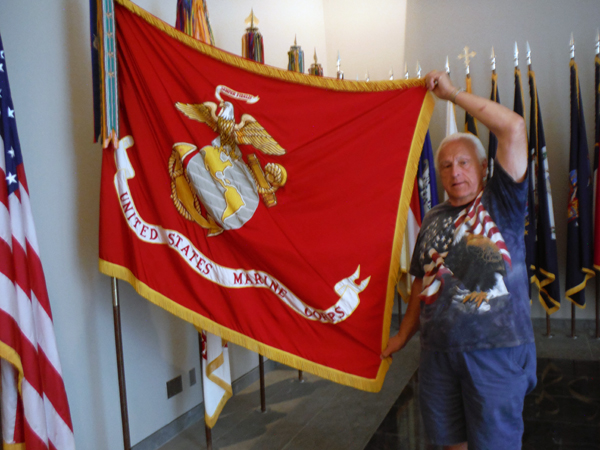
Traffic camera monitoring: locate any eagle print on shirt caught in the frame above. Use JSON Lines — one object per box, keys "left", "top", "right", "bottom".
{"left": 418, "top": 190, "right": 510, "bottom": 312}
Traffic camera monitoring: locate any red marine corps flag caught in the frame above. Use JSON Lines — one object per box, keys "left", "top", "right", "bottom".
{"left": 98, "top": 0, "right": 433, "bottom": 391}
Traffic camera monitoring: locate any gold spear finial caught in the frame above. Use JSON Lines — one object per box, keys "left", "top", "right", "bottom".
{"left": 245, "top": 9, "right": 259, "bottom": 29}
{"left": 313, "top": 48, "right": 318, "bottom": 64}
{"left": 458, "top": 46, "right": 476, "bottom": 75}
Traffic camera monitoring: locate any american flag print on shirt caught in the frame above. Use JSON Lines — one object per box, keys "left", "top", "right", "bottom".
{"left": 0, "top": 35, "right": 75, "bottom": 449}
{"left": 419, "top": 190, "right": 511, "bottom": 305}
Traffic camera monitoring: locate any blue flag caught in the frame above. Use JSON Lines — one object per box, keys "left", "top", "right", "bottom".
{"left": 417, "top": 131, "right": 438, "bottom": 220}
{"left": 528, "top": 68, "right": 561, "bottom": 313}
{"left": 487, "top": 72, "right": 500, "bottom": 181}
{"left": 566, "top": 60, "right": 594, "bottom": 307}
{"left": 593, "top": 54, "right": 600, "bottom": 270}
{"left": 90, "top": 0, "right": 102, "bottom": 141}
{"left": 514, "top": 67, "right": 536, "bottom": 295}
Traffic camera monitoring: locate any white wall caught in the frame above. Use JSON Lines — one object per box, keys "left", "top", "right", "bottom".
{"left": 405, "top": 0, "right": 600, "bottom": 320}
{"left": 322, "top": 0, "right": 407, "bottom": 81}
{"left": 207, "top": 0, "right": 329, "bottom": 75}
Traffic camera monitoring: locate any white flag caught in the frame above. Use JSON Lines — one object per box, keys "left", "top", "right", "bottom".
{"left": 200, "top": 330, "right": 232, "bottom": 428}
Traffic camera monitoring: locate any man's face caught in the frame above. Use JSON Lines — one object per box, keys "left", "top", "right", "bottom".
{"left": 438, "top": 139, "right": 487, "bottom": 206}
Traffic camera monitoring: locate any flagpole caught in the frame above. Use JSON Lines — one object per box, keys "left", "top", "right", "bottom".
{"left": 198, "top": 332, "right": 213, "bottom": 450}
{"left": 259, "top": 355, "right": 267, "bottom": 412}
{"left": 111, "top": 277, "right": 132, "bottom": 450}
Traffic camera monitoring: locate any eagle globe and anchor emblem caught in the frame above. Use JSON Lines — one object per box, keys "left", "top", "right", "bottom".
{"left": 169, "top": 85, "right": 287, "bottom": 236}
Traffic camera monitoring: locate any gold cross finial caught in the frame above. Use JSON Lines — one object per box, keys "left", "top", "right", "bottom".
{"left": 458, "top": 46, "right": 476, "bottom": 74}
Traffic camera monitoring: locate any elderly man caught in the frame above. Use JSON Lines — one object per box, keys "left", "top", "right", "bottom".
{"left": 382, "top": 71, "right": 536, "bottom": 450}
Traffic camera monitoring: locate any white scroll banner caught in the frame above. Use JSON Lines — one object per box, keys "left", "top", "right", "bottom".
{"left": 113, "top": 136, "right": 370, "bottom": 324}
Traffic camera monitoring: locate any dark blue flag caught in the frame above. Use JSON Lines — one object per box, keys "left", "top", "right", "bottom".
{"left": 528, "top": 68, "right": 561, "bottom": 313}
{"left": 90, "top": 0, "right": 101, "bottom": 141}
{"left": 487, "top": 72, "right": 500, "bottom": 181}
{"left": 417, "top": 131, "right": 438, "bottom": 220}
{"left": 593, "top": 54, "right": 600, "bottom": 270}
{"left": 566, "top": 60, "right": 594, "bottom": 307}
{"left": 514, "top": 67, "right": 536, "bottom": 294}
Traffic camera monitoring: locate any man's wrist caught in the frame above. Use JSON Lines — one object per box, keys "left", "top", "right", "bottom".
{"left": 451, "top": 87, "right": 465, "bottom": 103}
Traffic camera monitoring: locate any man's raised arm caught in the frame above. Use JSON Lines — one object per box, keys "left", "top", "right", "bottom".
{"left": 425, "top": 70, "right": 528, "bottom": 182}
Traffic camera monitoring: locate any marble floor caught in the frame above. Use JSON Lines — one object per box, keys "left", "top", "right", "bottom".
{"left": 151, "top": 319, "right": 600, "bottom": 450}
{"left": 365, "top": 321, "right": 600, "bottom": 450}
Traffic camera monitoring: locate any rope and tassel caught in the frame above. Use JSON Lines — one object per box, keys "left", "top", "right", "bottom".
{"left": 242, "top": 9, "right": 264, "bottom": 63}
{"left": 308, "top": 48, "right": 323, "bottom": 76}
{"left": 175, "top": 0, "right": 215, "bottom": 45}
{"left": 287, "top": 36, "right": 304, "bottom": 73}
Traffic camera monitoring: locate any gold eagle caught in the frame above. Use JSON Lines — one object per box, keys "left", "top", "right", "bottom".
{"left": 175, "top": 101, "right": 285, "bottom": 157}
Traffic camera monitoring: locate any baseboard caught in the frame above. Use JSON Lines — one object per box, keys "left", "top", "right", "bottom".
{"left": 531, "top": 317, "right": 596, "bottom": 332}
{"left": 131, "top": 358, "right": 279, "bottom": 450}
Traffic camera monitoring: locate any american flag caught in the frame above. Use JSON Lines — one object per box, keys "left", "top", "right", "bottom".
{"left": 0, "top": 35, "right": 75, "bottom": 449}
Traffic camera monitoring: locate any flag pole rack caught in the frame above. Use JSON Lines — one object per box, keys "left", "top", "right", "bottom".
{"left": 111, "top": 277, "right": 132, "bottom": 450}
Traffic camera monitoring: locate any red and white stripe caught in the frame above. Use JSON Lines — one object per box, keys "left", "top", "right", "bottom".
{"left": 1, "top": 138, "right": 75, "bottom": 448}
{"left": 419, "top": 248, "right": 452, "bottom": 304}
{"left": 454, "top": 191, "right": 511, "bottom": 267}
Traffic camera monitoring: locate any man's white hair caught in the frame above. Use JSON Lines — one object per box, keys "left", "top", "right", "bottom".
{"left": 435, "top": 132, "right": 487, "bottom": 171}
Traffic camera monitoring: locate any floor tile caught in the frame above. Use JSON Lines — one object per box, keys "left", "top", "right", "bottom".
{"left": 151, "top": 322, "right": 600, "bottom": 450}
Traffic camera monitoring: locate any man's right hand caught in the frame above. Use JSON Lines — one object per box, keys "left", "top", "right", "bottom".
{"left": 381, "top": 333, "right": 407, "bottom": 359}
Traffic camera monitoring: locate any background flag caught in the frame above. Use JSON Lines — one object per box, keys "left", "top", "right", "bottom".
{"left": 174, "top": 0, "right": 231, "bottom": 427}
{"left": 464, "top": 74, "right": 478, "bottom": 135}
{"left": 487, "top": 71, "right": 500, "bottom": 180}
{"left": 398, "top": 132, "right": 439, "bottom": 302}
{"left": 396, "top": 186, "right": 420, "bottom": 303}
{"left": 417, "top": 131, "right": 438, "bottom": 220}
{"left": 443, "top": 98, "right": 457, "bottom": 201}
{"left": 446, "top": 100, "right": 458, "bottom": 136}
{"left": 99, "top": 0, "right": 433, "bottom": 392}
{"left": 198, "top": 330, "right": 232, "bottom": 428}
{"left": 0, "top": 35, "right": 75, "bottom": 449}
{"left": 566, "top": 59, "right": 594, "bottom": 307}
{"left": 593, "top": 52, "right": 600, "bottom": 270}
{"left": 528, "top": 68, "right": 561, "bottom": 313}
{"left": 514, "top": 66, "right": 535, "bottom": 292}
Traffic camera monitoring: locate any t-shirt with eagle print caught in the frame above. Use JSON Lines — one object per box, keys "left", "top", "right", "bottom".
{"left": 410, "top": 162, "right": 534, "bottom": 352}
